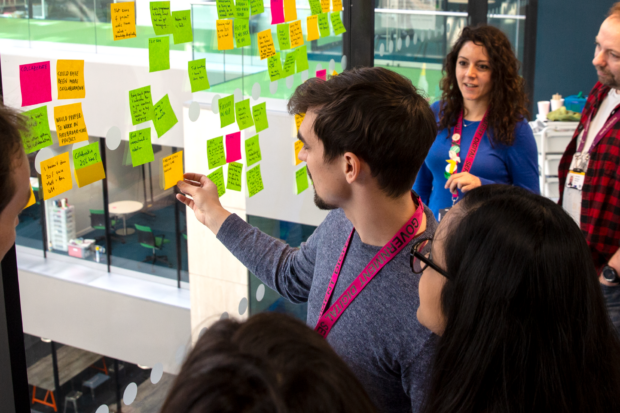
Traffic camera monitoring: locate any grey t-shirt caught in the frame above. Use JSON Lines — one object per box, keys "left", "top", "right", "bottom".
{"left": 217, "top": 206, "right": 438, "bottom": 413}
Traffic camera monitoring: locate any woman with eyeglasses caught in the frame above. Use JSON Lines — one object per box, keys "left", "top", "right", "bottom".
{"left": 410, "top": 185, "right": 620, "bottom": 413}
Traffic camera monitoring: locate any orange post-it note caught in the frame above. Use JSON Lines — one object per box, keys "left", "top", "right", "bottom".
{"left": 307, "top": 15, "right": 319, "bottom": 41}
{"left": 294, "top": 139, "right": 304, "bottom": 165}
{"left": 257, "top": 29, "right": 277, "bottom": 60}
{"left": 25, "top": 185, "right": 36, "bottom": 209}
{"left": 41, "top": 152, "right": 73, "bottom": 200}
{"left": 54, "top": 102, "right": 89, "bottom": 146}
{"left": 75, "top": 162, "right": 106, "bottom": 188}
{"left": 320, "top": 0, "right": 330, "bottom": 13}
{"left": 332, "top": 0, "right": 342, "bottom": 11}
{"left": 57, "top": 60, "right": 85, "bottom": 100}
{"left": 216, "top": 20, "right": 234, "bottom": 50}
{"left": 295, "top": 112, "right": 305, "bottom": 132}
{"left": 283, "top": 0, "right": 297, "bottom": 22}
{"left": 111, "top": 2, "right": 137, "bottom": 41}
{"left": 289, "top": 20, "right": 304, "bottom": 48}
{"left": 163, "top": 151, "right": 184, "bottom": 190}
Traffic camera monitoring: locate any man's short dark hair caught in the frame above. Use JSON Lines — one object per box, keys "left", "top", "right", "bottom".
{"left": 288, "top": 67, "right": 437, "bottom": 198}
{"left": 0, "top": 100, "right": 27, "bottom": 214}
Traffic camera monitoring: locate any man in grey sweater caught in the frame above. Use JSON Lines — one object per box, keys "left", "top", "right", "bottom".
{"left": 177, "top": 67, "right": 439, "bottom": 413}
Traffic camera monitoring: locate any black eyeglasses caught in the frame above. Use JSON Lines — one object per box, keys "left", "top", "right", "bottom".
{"left": 410, "top": 238, "right": 449, "bottom": 278}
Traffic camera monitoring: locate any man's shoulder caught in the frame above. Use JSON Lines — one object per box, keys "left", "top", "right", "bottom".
{"left": 420, "top": 204, "right": 438, "bottom": 239}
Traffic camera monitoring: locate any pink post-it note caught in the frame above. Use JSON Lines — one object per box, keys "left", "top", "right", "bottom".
{"left": 271, "top": 0, "right": 285, "bottom": 24}
{"left": 316, "top": 69, "right": 327, "bottom": 81}
{"left": 226, "top": 132, "right": 242, "bottom": 163}
{"left": 20, "top": 61, "right": 52, "bottom": 107}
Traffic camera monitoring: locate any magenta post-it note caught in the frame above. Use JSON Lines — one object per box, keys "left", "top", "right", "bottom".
{"left": 316, "top": 69, "right": 327, "bottom": 81}
{"left": 270, "top": 0, "right": 285, "bottom": 24}
{"left": 226, "top": 132, "right": 242, "bottom": 163}
{"left": 20, "top": 61, "right": 52, "bottom": 107}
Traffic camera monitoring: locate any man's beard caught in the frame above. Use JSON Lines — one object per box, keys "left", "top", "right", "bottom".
{"left": 307, "top": 167, "right": 338, "bottom": 210}
{"left": 596, "top": 65, "right": 620, "bottom": 88}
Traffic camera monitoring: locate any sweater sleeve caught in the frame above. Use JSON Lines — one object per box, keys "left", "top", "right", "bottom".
{"left": 505, "top": 120, "right": 541, "bottom": 194}
{"left": 413, "top": 162, "right": 433, "bottom": 205}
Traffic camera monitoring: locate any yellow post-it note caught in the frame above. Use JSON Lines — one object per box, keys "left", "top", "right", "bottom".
{"left": 25, "top": 185, "right": 36, "bottom": 209}
{"left": 216, "top": 20, "right": 234, "bottom": 50}
{"left": 75, "top": 162, "right": 106, "bottom": 188}
{"left": 332, "top": 0, "right": 342, "bottom": 11}
{"left": 54, "top": 102, "right": 88, "bottom": 146}
{"left": 307, "top": 15, "right": 319, "bottom": 41}
{"left": 111, "top": 2, "right": 137, "bottom": 41}
{"left": 41, "top": 152, "right": 73, "bottom": 200}
{"left": 295, "top": 112, "right": 305, "bottom": 132}
{"left": 283, "top": 0, "right": 297, "bottom": 22}
{"left": 57, "top": 60, "right": 85, "bottom": 100}
{"left": 320, "top": 0, "right": 330, "bottom": 13}
{"left": 163, "top": 151, "right": 184, "bottom": 190}
{"left": 289, "top": 20, "right": 304, "bottom": 48}
{"left": 73, "top": 141, "right": 105, "bottom": 188}
{"left": 294, "top": 139, "right": 304, "bottom": 165}
{"left": 258, "top": 29, "right": 277, "bottom": 60}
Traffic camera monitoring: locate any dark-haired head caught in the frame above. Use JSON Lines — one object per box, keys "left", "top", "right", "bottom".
{"left": 418, "top": 185, "right": 620, "bottom": 413}
{"left": 160, "top": 312, "right": 377, "bottom": 413}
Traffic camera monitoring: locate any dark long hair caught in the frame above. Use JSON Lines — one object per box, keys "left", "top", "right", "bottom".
{"left": 422, "top": 185, "right": 620, "bottom": 413}
{"left": 439, "top": 26, "right": 529, "bottom": 145}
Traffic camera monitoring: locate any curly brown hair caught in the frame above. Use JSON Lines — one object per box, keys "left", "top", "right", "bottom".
{"left": 438, "top": 25, "right": 529, "bottom": 146}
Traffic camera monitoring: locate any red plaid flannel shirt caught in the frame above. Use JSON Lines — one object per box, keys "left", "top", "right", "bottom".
{"left": 559, "top": 81, "right": 620, "bottom": 271}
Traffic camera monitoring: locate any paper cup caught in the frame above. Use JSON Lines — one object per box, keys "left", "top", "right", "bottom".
{"left": 550, "top": 99, "right": 564, "bottom": 111}
{"left": 538, "top": 101, "right": 550, "bottom": 118}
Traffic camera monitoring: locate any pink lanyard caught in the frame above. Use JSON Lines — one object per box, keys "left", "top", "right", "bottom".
{"left": 576, "top": 100, "right": 620, "bottom": 154}
{"left": 314, "top": 197, "right": 425, "bottom": 339}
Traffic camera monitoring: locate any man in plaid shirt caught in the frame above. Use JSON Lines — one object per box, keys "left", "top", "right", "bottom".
{"left": 559, "top": 3, "right": 620, "bottom": 332}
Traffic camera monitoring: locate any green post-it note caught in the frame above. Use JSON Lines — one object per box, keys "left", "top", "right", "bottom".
{"left": 216, "top": 0, "right": 235, "bottom": 18}
{"left": 330, "top": 12, "right": 346, "bottom": 35}
{"left": 21, "top": 106, "right": 53, "bottom": 154}
{"left": 152, "top": 94, "right": 178, "bottom": 138}
{"left": 227, "top": 162, "right": 243, "bottom": 191}
{"left": 207, "top": 136, "right": 226, "bottom": 170}
{"left": 150, "top": 1, "right": 173, "bottom": 35}
{"left": 129, "top": 85, "right": 153, "bottom": 125}
{"left": 309, "top": 0, "right": 322, "bottom": 15}
{"left": 73, "top": 142, "right": 102, "bottom": 170}
{"left": 234, "top": 18, "right": 251, "bottom": 47}
{"left": 149, "top": 37, "right": 170, "bottom": 72}
{"left": 295, "top": 165, "right": 309, "bottom": 194}
{"left": 267, "top": 53, "right": 282, "bottom": 81}
{"left": 277, "top": 23, "right": 291, "bottom": 50}
{"left": 235, "top": 99, "right": 255, "bottom": 130}
{"left": 208, "top": 167, "right": 226, "bottom": 197}
{"left": 129, "top": 127, "right": 155, "bottom": 167}
{"left": 219, "top": 94, "right": 235, "bottom": 127}
{"left": 188, "top": 59, "right": 210, "bottom": 92}
{"left": 247, "top": 164, "right": 264, "bottom": 197}
{"left": 281, "top": 50, "right": 297, "bottom": 78}
{"left": 172, "top": 10, "right": 193, "bottom": 44}
{"left": 296, "top": 45, "right": 309, "bottom": 73}
{"left": 252, "top": 102, "right": 269, "bottom": 133}
{"left": 318, "top": 13, "right": 330, "bottom": 37}
{"left": 250, "top": 0, "right": 264, "bottom": 15}
{"left": 236, "top": 0, "right": 249, "bottom": 18}
{"left": 245, "top": 134, "right": 262, "bottom": 167}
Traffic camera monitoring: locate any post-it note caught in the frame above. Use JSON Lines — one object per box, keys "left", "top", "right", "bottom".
{"left": 25, "top": 186, "right": 36, "bottom": 209}
{"left": 188, "top": 59, "right": 210, "bottom": 92}
{"left": 208, "top": 167, "right": 226, "bottom": 197}
{"left": 207, "top": 136, "right": 226, "bottom": 170}
{"left": 247, "top": 164, "right": 264, "bottom": 197}
{"left": 73, "top": 142, "right": 105, "bottom": 188}
{"left": 152, "top": 94, "right": 178, "bottom": 138}
{"left": 217, "top": 20, "right": 234, "bottom": 50}
{"left": 294, "top": 139, "right": 304, "bottom": 165}
{"left": 277, "top": 23, "right": 291, "bottom": 50}
{"left": 218, "top": 94, "right": 235, "bottom": 127}
{"left": 235, "top": 99, "right": 255, "bottom": 130}
{"left": 163, "top": 151, "right": 184, "bottom": 190}
{"left": 41, "top": 152, "right": 73, "bottom": 200}
{"left": 57, "top": 60, "right": 85, "bottom": 100}
{"left": 216, "top": 0, "right": 235, "bottom": 19}
{"left": 236, "top": 0, "right": 249, "bottom": 18}
{"left": 267, "top": 53, "right": 283, "bottom": 81}
{"left": 283, "top": 0, "right": 297, "bottom": 22}
{"left": 20, "top": 61, "right": 52, "bottom": 107}
{"left": 270, "top": 0, "right": 285, "bottom": 24}
{"left": 21, "top": 106, "right": 53, "bottom": 154}
{"left": 320, "top": 0, "right": 329, "bottom": 12}
{"left": 250, "top": 0, "right": 264, "bottom": 15}
{"left": 226, "top": 132, "right": 242, "bottom": 163}
{"left": 252, "top": 102, "right": 269, "bottom": 133}
{"left": 307, "top": 15, "right": 319, "bottom": 41}
{"left": 150, "top": 1, "right": 173, "bottom": 35}
{"left": 331, "top": 12, "right": 346, "bottom": 35}
{"left": 227, "top": 162, "right": 243, "bottom": 191}
{"left": 129, "top": 86, "right": 153, "bottom": 125}
{"left": 172, "top": 10, "right": 193, "bottom": 44}
{"left": 295, "top": 112, "right": 305, "bottom": 132}
{"left": 149, "top": 37, "right": 170, "bottom": 72}
{"left": 282, "top": 51, "right": 297, "bottom": 78}
{"left": 316, "top": 69, "right": 327, "bottom": 80}
{"left": 111, "top": 2, "right": 137, "bottom": 40}
{"left": 289, "top": 20, "right": 304, "bottom": 48}
{"left": 296, "top": 45, "right": 309, "bottom": 73}
{"left": 333, "top": 0, "right": 342, "bottom": 11}
{"left": 318, "top": 13, "right": 330, "bottom": 37}
{"left": 245, "top": 134, "right": 262, "bottom": 167}
{"left": 234, "top": 18, "right": 251, "bottom": 48}
{"left": 296, "top": 165, "right": 309, "bottom": 194}
{"left": 129, "top": 128, "right": 155, "bottom": 167}
{"left": 258, "top": 29, "right": 277, "bottom": 59}
{"left": 309, "top": 0, "right": 322, "bottom": 15}
{"left": 54, "top": 102, "right": 88, "bottom": 146}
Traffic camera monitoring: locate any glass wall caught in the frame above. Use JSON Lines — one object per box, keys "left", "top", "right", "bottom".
{"left": 488, "top": 0, "right": 526, "bottom": 67}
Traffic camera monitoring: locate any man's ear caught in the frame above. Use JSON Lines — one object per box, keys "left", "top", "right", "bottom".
{"left": 343, "top": 152, "right": 362, "bottom": 185}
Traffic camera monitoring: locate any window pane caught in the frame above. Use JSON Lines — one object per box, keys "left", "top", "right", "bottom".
{"left": 487, "top": 0, "right": 526, "bottom": 68}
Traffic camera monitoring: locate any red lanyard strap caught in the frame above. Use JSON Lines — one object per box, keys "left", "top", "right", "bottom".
{"left": 577, "top": 102, "right": 620, "bottom": 154}
{"left": 449, "top": 110, "right": 488, "bottom": 200}
{"left": 314, "top": 197, "right": 425, "bottom": 339}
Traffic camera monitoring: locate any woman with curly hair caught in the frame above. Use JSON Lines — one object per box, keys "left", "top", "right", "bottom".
{"left": 413, "top": 25, "right": 539, "bottom": 220}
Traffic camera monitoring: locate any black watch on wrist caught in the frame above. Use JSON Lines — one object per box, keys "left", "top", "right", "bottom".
{"left": 602, "top": 265, "right": 620, "bottom": 284}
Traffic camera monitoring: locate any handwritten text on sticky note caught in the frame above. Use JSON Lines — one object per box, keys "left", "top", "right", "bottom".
{"left": 235, "top": 99, "right": 255, "bottom": 130}
{"left": 152, "top": 94, "right": 178, "bottom": 138}
{"left": 252, "top": 102, "right": 269, "bottom": 133}
{"left": 208, "top": 167, "right": 226, "bottom": 197}
{"left": 163, "top": 151, "right": 184, "bottom": 190}
{"left": 294, "top": 139, "right": 304, "bottom": 165}
{"left": 150, "top": 1, "right": 173, "bottom": 35}
{"left": 188, "top": 59, "right": 210, "bottom": 92}
{"left": 172, "top": 10, "right": 193, "bottom": 44}
{"left": 149, "top": 37, "right": 170, "bottom": 72}
{"left": 219, "top": 94, "right": 235, "bottom": 127}
{"left": 217, "top": 20, "right": 234, "bottom": 50}
{"left": 21, "top": 106, "right": 53, "bottom": 154}
{"left": 307, "top": 15, "right": 319, "bottom": 41}
{"left": 111, "top": 2, "right": 137, "bottom": 40}
{"left": 258, "top": 29, "right": 277, "bottom": 59}
{"left": 295, "top": 112, "right": 305, "bottom": 132}
{"left": 245, "top": 134, "right": 262, "bottom": 167}
{"left": 289, "top": 20, "right": 304, "bottom": 48}
{"left": 54, "top": 102, "right": 89, "bottom": 146}
{"left": 268, "top": 53, "right": 283, "bottom": 81}
{"left": 129, "top": 128, "right": 155, "bottom": 167}
{"left": 247, "top": 164, "right": 264, "bottom": 197}
{"left": 41, "top": 152, "right": 73, "bottom": 200}
{"left": 216, "top": 0, "right": 235, "bottom": 19}
{"left": 129, "top": 86, "right": 153, "bottom": 125}
{"left": 234, "top": 18, "right": 251, "bottom": 47}
{"left": 57, "top": 60, "right": 85, "bottom": 100}
{"left": 207, "top": 136, "right": 226, "bottom": 170}
{"left": 227, "top": 162, "right": 243, "bottom": 191}
{"left": 73, "top": 142, "right": 105, "bottom": 188}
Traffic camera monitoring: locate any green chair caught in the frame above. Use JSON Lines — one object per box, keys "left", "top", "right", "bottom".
{"left": 89, "top": 210, "right": 124, "bottom": 244}
{"left": 135, "top": 224, "right": 172, "bottom": 267}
